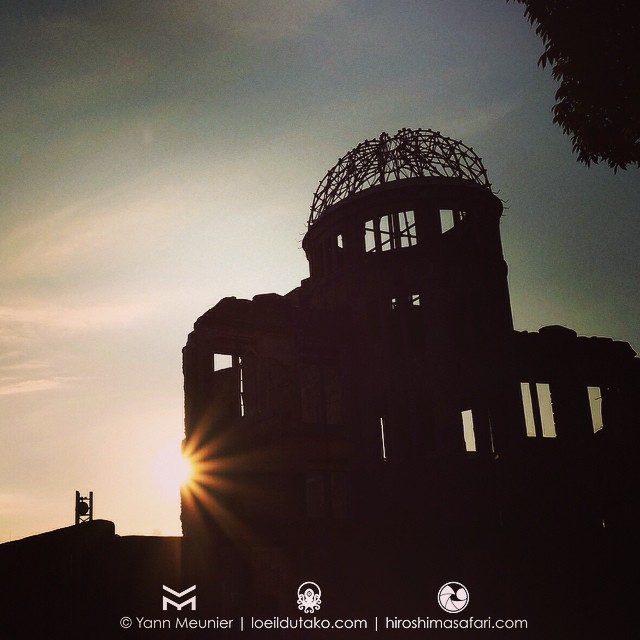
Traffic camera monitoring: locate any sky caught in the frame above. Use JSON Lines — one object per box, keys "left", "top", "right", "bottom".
{"left": 1, "top": 0, "right": 639, "bottom": 542}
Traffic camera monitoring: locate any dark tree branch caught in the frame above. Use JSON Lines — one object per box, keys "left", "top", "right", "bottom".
{"left": 509, "top": 0, "right": 640, "bottom": 170}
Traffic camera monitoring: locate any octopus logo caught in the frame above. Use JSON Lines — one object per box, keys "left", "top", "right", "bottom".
{"left": 297, "top": 581, "right": 322, "bottom": 613}
{"left": 437, "top": 582, "right": 469, "bottom": 613}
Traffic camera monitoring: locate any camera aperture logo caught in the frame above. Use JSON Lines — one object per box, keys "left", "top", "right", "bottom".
{"left": 297, "top": 581, "right": 321, "bottom": 613}
{"left": 437, "top": 582, "right": 469, "bottom": 613}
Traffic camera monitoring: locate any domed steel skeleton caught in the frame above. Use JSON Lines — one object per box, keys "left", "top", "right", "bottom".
{"left": 309, "top": 128, "right": 492, "bottom": 225}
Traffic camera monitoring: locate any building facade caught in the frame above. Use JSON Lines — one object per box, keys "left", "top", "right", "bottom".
{"left": 181, "top": 129, "right": 639, "bottom": 630}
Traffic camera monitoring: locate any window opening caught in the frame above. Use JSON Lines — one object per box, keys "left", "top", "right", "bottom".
{"left": 365, "top": 210, "right": 418, "bottom": 252}
{"left": 440, "top": 209, "right": 455, "bottom": 233}
{"left": 520, "top": 382, "right": 557, "bottom": 437}
{"left": 407, "top": 295, "right": 424, "bottom": 347}
{"left": 398, "top": 210, "right": 417, "bottom": 247}
{"left": 588, "top": 386, "right": 603, "bottom": 432}
{"left": 213, "top": 353, "right": 233, "bottom": 372}
{"left": 238, "top": 356, "right": 245, "bottom": 417}
{"left": 520, "top": 382, "right": 536, "bottom": 437}
{"left": 488, "top": 415, "right": 496, "bottom": 454}
{"left": 379, "top": 214, "right": 394, "bottom": 251}
{"left": 379, "top": 417, "right": 388, "bottom": 461}
{"left": 461, "top": 410, "right": 477, "bottom": 452}
{"left": 520, "top": 382, "right": 556, "bottom": 438}
{"left": 537, "top": 383, "right": 556, "bottom": 437}
{"left": 337, "top": 233, "right": 343, "bottom": 249}
{"left": 365, "top": 219, "right": 377, "bottom": 252}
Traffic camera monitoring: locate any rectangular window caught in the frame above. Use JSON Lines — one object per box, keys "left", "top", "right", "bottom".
{"left": 398, "top": 210, "right": 417, "bottom": 247}
{"left": 379, "top": 417, "right": 388, "bottom": 461}
{"left": 238, "top": 356, "right": 245, "bottom": 417}
{"left": 365, "top": 220, "right": 377, "bottom": 252}
{"left": 536, "top": 383, "right": 556, "bottom": 437}
{"left": 379, "top": 214, "right": 394, "bottom": 251}
{"left": 588, "top": 386, "right": 603, "bottom": 432}
{"left": 440, "top": 209, "right": 455, "bottom": 233}
{"left": 520, "top": 382, "right": 536, "bottom": 437}
{"left": 461, "top": 410, "right": 477, "bottom": 452}
{"left": 390, "top": 294, "right": 421, "bottom": 309}
{"left": 365, "top": 211, "right": 418, "bottom": 252}
{"left": 520, "top": 382, "right": 556, "bottom": 437}
{"left": 213, "top": 353, "right": 233, "bottom": 372}
{"left": 336, "top": 233, "right": 343, "bottom": 249}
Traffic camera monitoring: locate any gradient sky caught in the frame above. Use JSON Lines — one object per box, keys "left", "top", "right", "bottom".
{"left": 2, "top": 0, "right": 639, "bottom": 541}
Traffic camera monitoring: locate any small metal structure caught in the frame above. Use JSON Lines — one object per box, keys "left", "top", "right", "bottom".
{"left": 309, "top": 127, "right": 492, "bottom": 224}
{"left": 75, "top": 490, "right": 93, "bottom": 525}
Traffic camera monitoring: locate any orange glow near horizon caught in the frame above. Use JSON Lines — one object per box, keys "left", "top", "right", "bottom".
{"left": 179, "top": 416, "right": 261, "bottom": 547}
{"left": 152, "top": 439, "right": 194, "bottom": 502}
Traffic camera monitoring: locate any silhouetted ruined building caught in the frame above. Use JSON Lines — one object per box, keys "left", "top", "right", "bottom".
{"left": 4, "top": 129, "right": 637, "bottom": 639}
{"left": 182, "top": 129, "right": 638, "bottom": 632}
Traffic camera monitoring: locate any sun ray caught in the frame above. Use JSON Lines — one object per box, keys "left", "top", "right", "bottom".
{"left": 180, "top": 413, "right": 269, "bottom": 550}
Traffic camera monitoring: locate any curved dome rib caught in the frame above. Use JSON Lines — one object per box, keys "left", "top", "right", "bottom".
{"left": 309, "top": 128, "right": 491, "bottom": 224}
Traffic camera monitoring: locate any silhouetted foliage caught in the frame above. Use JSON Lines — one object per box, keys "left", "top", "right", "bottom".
{"left": 510, "top": 0, "right": 640, "bottom": 170}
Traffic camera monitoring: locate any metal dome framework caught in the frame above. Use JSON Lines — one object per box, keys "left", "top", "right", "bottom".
{"left": 309, "top": 128, "right": 492, "bottom": 225}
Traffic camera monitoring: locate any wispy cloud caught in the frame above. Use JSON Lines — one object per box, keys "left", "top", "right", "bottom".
{"left": 0, "top": 179, "right": 190, "bottom": 284}
{"left": 0, "top": 295, "right": 158, "bottom": 397}
{"left": 220, "top": 0, "right": 337, "bottom": 40}
{"left": 0, "top": 376, "right": 82, "bottom": 396}
{"left": 0, "top": 300, "right": 153, "bottom": 332}
{"left": 0, "top": 491, "right": 37, "bottom": 515}
{"left": 0, "top": 359, "right": 63, "bottom": 396}
{"left": 443, "top": 93, "right": 525, "bottom": 140}
{"left": 0, "top": 358, "right": 49, "bottom": 371}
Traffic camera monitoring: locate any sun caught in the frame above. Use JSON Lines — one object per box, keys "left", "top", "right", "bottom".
{"left": 151, "top": 439, "right": 193, "bottom": 500}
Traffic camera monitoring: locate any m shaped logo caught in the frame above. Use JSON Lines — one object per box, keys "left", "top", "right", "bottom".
{"left": 162, "top": 585, "right": 197, "bottom": 611}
